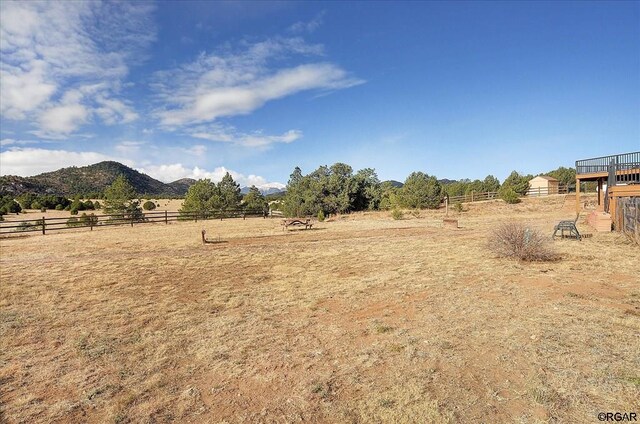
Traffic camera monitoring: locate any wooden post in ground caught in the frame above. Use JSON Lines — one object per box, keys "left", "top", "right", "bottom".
{"left": 445, "top": 197, "right": 449, "bottom": 217}
{"left": 576, "top": 178, "right": 581, "bottom": 215}
{"left": 597, "top": 179, "right": 604, "bottom": 211}
{"left": 42, "top": 216, "right": 46, "bottom": 235}
{"left": 471, "top": 191, "right": 474, "bottom": 202}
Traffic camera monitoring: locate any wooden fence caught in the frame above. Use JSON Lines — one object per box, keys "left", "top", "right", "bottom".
{"left": 447, "top": 183, "right": 596, "bottom": 204}
{"left": 447, "top": 191, "right": 500, "bottom": 204}
{"left": 525, "top": 184, "right": 569, "bottom": 197}
{"left": 0, "top": 208, "right": 265, "bottom": 236}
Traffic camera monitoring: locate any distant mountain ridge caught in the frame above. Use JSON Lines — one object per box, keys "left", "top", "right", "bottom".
{"left": 0, "top": 161, "right": 288, "bottom": 197}
{"left": 0, "top": 161, "right": 189, "bottom": 197}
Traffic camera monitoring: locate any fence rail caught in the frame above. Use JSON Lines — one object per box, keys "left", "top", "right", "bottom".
{"left": 447, "top": 184, "right": 577, "bottom": 204}
{"left": 0, "top": 208, "right": 265, "bottom": 236}
{"left": 448, "top": 191, "right": 499, "bottom": 204}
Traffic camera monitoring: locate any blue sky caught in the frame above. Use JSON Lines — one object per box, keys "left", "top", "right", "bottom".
{"left": 1, "top": 1, "right": 638, "bottom": 187}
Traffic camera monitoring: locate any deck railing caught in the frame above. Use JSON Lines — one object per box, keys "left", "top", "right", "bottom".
{"left": 576, "top": 151, "right": 640, "bottom": 175}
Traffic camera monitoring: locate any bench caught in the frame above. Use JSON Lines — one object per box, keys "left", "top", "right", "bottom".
{"left": 282, "top": 218, "right": 313, "bottom": 231}
{"left": 552, "top": 215, "right": 581, "bottom": 241}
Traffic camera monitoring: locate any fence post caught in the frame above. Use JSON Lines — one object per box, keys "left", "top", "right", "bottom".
{"left": 42, "top": 216, "right": 46, "bottom": 235}
{"left": 131, "top": 214, "right": 134, "bottom": 227}
{"left": 195, "top": 212, "right": 198, "bottom": 223}
{"left": 471, "top": 191, "right": 474, "bottom": 202}
{"left": 165, "top": 210, "right": 168, "bottom": 224}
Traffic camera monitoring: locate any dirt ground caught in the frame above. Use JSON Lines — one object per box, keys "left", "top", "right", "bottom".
{"left": 1, "top": 195, "right": 638, "bottom": 423}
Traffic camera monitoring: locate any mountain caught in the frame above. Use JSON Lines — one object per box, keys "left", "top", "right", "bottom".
{"left": 0, "top": 161, "right": 182, "bottom": 197}
{"left": 384, "top": 180, "right": 404, "bottom": 188}
{"left": 240, "top": 185, "right": 286, "bottom": 195}
{"left": 167, "top": 178, "right": 197, "bottom": 195}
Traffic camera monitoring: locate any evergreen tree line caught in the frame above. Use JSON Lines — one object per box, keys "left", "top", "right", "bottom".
{"left": 178, "top": 172, "right": 268, "bottom": 217}
{"left": 281, "top": 165, "right": 573, "bottom": 215}
{"left": 0, "top": 166, "right": 586, "bottom": 221}
{"left": 282, "top": 163, "right": 445, "bottom": 217}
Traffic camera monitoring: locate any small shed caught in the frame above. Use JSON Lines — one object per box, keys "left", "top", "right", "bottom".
{"left": 528, "top": 175, "right": 559, "bottom": 196}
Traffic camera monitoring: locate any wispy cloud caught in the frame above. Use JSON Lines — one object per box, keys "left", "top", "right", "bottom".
{"left": 115, "top": 140, "right": 147, "bottom": 155}
{"left": 152, "top": 36, "right": 364, "bottom": 130}
{"left": 0, "top": 138, "right": 41, "bottom": 147}
{"left": 288, "top": 11, "right": 326, "bottom": 34}
{"left": 0, "top": 1, "right": 155, "bottom": 138}
{"left": 190, "top": 124, "right": 302, "bottom": 148}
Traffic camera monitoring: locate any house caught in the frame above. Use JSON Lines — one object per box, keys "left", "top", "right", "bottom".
{"left": 527, "top": 175, "right": 559, "bottom": 196}
{"left": 575, "top": 151, "right": 640, "bottom": 234}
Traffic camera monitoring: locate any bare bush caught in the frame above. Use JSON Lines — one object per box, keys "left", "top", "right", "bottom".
{"left": 488, "top": 222, "right": 559, "bottom": 261}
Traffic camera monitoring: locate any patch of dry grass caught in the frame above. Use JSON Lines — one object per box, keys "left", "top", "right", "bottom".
{"left": 1, "top": 195, "right": 638, "bottom": 423}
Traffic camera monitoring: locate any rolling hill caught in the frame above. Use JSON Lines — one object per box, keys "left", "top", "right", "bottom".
{"left": 0, "top": 161, "right": 192, "bottom": 197}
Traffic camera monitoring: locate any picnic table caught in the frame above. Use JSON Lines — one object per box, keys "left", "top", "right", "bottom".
{"left": 282, "top": 218, "right": 313, "bottom": 231}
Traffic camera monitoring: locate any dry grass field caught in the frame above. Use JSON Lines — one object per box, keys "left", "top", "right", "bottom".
{"left": 1, "top": 195, "right": 638, "bottom": 423}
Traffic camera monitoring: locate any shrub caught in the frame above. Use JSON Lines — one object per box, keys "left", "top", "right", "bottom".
{"left": 79, "top": 213, "right": 98, "bottom": 226}
{"left": 66, "top": 217, "right": 80, "bottom": 227}
{"left": 143, "top": 200, "right": 156, "bottom": 211}
{"left": 488, "top": 222, "right": 558, "bottom": 262}
{"left": 453, "top": 201, "right": 464, "bottom": 213}
{"left": 40, "top": 207, "right": 47, "bottom": 212}
{"left": 64, "top": 205, "right": 71, "bottom": 211}
{"left": 93, "top": 201, "right": 101, "bottom": 209}
{"left": 317, "top": 210, "right": 325, "bottom": 222}
{"left": 70, "top": 208, "right": 79, "bottom": 215}
{"left": 31, "top": 201, "right": 42, "bottom": 210}
{"left": 391, "top": 208, "right": 404, "bottom": 220}
{"left": 411, "top": 209, "right": 420, "bottom": 218}
{"left": 500, "top": 187, "right": 521, "bottom": 204}
{"left": 55, "top": 204, "right": 64, "bottom": 210}
{"left": 83, "top": 200, "right": 95, "bottom": 210}
{"left": 18, "top": 222, "right": 33, "bottom": 231}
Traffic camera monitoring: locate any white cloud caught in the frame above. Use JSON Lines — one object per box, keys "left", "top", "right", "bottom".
{"left": 0, "top": 61, "right": 56, "bottom": 119}
{"left": 0, "top": 1, "right": 155, "bottom": 137}
{"left": 182, "top": 144, "right": 207, "bottom": 156}
{"left": 38, "top": 103, "right": 89, "bottom": 135}
{"left": 288, "top": 11, "right": 325, "bottom": 34}
{"left": 136, "top": 163, "right": 284, "bottom": 188}
{"left": 115, "top": 140, "right": 147, "bottom": 155}
{"left": 152, "top": 37, "right": 363, "bottom": 127}
{"left": 190, "top": 125, "right": 302, "bottom": 148}
{"left": 0, "top": 138, "right": 40, "bottom": 147}
{"left": 0, "top": 147, "right": 133, "bottom": 176}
